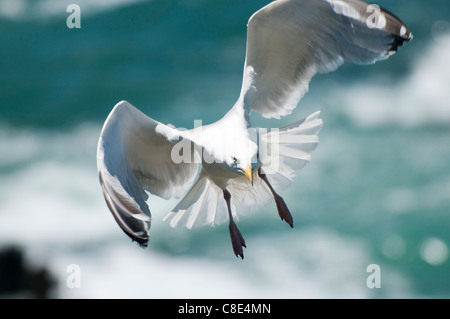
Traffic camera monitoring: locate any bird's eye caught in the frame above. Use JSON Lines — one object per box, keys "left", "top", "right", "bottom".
{"left": 232, "top": 157, "right": 237, "bottom": 163}
{"left": 256, "top": 153, "right": 259, "bottom": 159}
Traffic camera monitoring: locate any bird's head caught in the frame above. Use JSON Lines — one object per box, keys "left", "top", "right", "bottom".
{"left": 200, "top": 124, "right": 260, "bottom": 185}
{"left": 229, "top": 156, "right": 257, "bottom": 185}
{"left": 226, "top": 141, "right": 260, "bottom": 185}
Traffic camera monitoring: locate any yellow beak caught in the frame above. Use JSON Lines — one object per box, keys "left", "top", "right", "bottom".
{"left": 242, "top": 165, "right": 253, "bottom": 185}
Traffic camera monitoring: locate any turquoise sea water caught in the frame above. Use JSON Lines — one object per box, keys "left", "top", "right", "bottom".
{"left": 0, "top": 0, "right": 449, "bottom": 298}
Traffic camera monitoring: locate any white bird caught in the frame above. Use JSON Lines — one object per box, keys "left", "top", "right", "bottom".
{"left": 97, "top": 0, "right": 412, "bottom": 258}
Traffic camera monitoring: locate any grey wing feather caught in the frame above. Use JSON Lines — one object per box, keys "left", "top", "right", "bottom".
{"left": 97, "top": 101, "right": 199, "bottom": 246}
{"left": 241, "top": 0, "right": 412, "bottom": 119}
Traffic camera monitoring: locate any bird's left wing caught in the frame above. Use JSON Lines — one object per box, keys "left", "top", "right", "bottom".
{"left": 97, "top": 101, "right": 199, "bottom": 246}
{"left": 240, "top": 0, "right": 412, "bottom": 119}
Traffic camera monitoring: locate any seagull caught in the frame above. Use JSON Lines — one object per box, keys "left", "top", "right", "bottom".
{"left": 97, "top": 0, "right": 412, "bottom": 259}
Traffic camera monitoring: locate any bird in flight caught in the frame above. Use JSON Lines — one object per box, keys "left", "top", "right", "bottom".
{"left": 97, "top": 0, "right": 412, "bottom": 259}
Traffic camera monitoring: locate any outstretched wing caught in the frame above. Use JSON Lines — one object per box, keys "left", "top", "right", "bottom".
{"left": 97, "top": 101, "right": 199, "bottom": 246}
{"left": 240, "top": 0, "right": 412, "bottom": 119}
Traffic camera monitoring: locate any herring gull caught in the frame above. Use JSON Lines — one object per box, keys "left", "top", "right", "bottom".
{"left": 97, "top": 0, "right": 412, "bottom": 258}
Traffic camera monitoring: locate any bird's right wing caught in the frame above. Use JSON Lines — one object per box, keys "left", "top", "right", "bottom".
{"left": 97, "top": 101, "right": 199, "bottom": 245}
{"left": 240, "top": 0, "right": 412, "bottom": 119}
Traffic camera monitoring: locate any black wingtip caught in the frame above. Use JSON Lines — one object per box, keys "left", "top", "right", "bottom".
{"left": 132, "top": 237, "right": 149, "bottom": 248}
{"left": 125, "top": 227, "right": 149, "bottom": 248}
{"left": 390, "top": 35, "right": 406, "bottom": 52}
{"left": 376, "top": 5, "right": 413, "bottom": 53}
{"left": 110, "top": 212, "right": 150, "bottom": 248}
{"left": 390, "top": 26, "right": 414, "bottom": 52}
{"left": 99, "top": 172, "right": 151, "bottom": 248}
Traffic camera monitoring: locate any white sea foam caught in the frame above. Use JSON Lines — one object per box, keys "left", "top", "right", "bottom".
{"left": 48, "top": 228, "right": 412, "bottom": 298}
{"left": 0, "top": 124, "right": 414, "bottom": 298}
{"left": 328, "top": 33, "right": 450, "bottom": 128}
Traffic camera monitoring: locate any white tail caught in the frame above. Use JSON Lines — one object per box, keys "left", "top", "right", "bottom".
{"left": 163, "top": 170, "right": 230, "bottom": 229}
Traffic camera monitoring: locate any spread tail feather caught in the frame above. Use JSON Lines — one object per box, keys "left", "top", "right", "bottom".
{"left": 163, "top": 171, "right": 230, "bottom": 229}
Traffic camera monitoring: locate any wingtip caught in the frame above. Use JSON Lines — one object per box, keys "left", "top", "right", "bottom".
{"left": 389, "top": 32, "right": 412, "bottom": 53}
{"left": 405, "top": 29, "right": 414, "bottom": 41}
{"left": 386, "top": 23, "right": 413, "bottom": 54}
{"left": 118, "top": 221, "right": 150, "bottom": 248}
{"left": 132, "top": 236, "right": 149, "bottom": 248}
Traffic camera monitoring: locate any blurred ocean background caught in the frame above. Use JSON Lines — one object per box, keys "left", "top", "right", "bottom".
{"left": 0, "top": 0, "right": 449, "bottom": 298}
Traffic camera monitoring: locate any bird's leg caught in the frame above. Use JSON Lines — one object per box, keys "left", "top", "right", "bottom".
{"left": 223, "top": 189, "right": 246, "bottom": 259}
{"left": 258, "top": 168, "right": 293, "bottom": 228}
